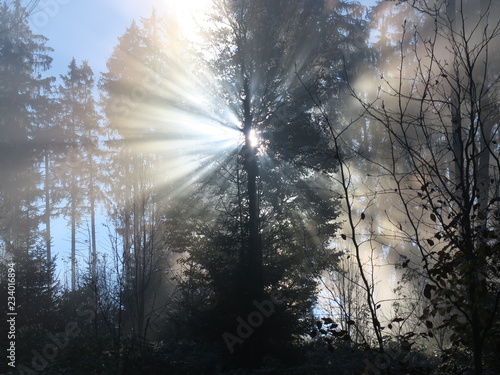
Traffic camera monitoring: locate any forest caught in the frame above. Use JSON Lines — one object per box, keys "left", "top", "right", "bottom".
{"left": 1, "top": 0, "right": 500, "bottom": 374}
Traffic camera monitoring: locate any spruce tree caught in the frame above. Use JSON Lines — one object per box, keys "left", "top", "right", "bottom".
{"left": 0, "top": 0, "right": 53, "bottom": 256}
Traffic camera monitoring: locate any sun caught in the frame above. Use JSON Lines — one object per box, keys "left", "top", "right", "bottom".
{"left": 168, "top": 0, "right": 213, "bottom": 41}
{"left": 248, "top": 129, "right": 259, "bottom": 148}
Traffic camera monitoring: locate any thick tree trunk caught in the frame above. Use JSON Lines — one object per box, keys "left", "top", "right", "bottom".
{"left": 242, "top": 79, "right": 262, "bottom": 303}
{"left": 244, "top": 129, "right": 261, "bottom": 300}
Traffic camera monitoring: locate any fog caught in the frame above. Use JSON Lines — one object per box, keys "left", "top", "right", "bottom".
{"left": 1, "top": 1, "right": 500, "bottom": 374}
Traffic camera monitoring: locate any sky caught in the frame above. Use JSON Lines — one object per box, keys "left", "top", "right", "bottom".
{"left": 30, "top": 0, "right": 379, "bottom": 79}
{"left": 25, "top": 0, "right": 379, "bottom": 285}
{"left": 29, "top": 0, "right": 173, "bottom": 77}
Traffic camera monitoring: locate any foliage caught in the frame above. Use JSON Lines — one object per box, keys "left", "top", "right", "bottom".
{"left": 99, "top": 11, "right": 178, "bottom": 343}
{"left": 0, "top": 0, "right": 54, "bottom": 254}
{"left": 163, "top": 0, "right": 370, "bottom": 366}
{"left": 349, "top": 1, "right": 500, "bottom": 373}
{"left": 0, "top": 247, "right": 59, "bottom": 373}
{"left": 55, "top": 58, "right": 102, "bottom": 289}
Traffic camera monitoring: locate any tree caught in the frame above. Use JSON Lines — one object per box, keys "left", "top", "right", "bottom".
{"left": 100, "top": 12, "right": 177, "bottom": 342}
{"left": 57, "top": 58, "right": 101, "bottom": 290}
{"left": 0, "top": 0, "right": 53, "bottom": 257}
{"left": 0, "top": 246, "right": 59, "bottom": 373}
{"left": 350, "top": 0, "right": 500, "bottom": 373}
{"left": 165, "top": 0, "right": 369, "bottom": 365}
{"left": 0, "top": 0, "right": 41, "bottom": 35}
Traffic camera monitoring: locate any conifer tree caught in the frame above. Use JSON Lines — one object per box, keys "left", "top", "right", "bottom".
{"left": 0, "top": 0, "right": 53, "bottom": 256}
{"left": 57, "top": 58, "right": 101, "bottom": 290}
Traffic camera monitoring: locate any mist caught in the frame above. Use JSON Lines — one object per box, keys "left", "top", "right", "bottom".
{"left": 1, "top": 1, "right": 500, "bottom": 374}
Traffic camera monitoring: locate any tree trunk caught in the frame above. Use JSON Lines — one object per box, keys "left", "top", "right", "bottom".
{"left": 88, "top": 137, "right": 97, "bottom": 281}
{"left": 44, "top": 153, "right": 51, "bottom": 264}
{"left": 476, "top": 0, "right": 495, "bottom": 228}
{"left": 242, "top": 78, "right": 262, "bottom": 303}
{"left": 71, "top": 177, "right": 76, "bottom": 291}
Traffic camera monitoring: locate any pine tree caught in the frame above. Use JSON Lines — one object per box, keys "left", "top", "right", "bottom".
{"left": 56, "top": 58, "right": 101, "bottom": 290}
{"left": 0, "top": 0, "right": 53, "bottom": 256}
{"left": 168, "top": 0, "right": 367, "bottom": 364}
{"left": 100, "top": 13, "right": 176, "bottom": 341}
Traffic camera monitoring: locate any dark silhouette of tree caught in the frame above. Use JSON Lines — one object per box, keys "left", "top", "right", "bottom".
{"left": 0, "top": 247, "right": 59, "bottom": 373}
{"left": 165, "top": 0, "right": 368, "bottom": 367}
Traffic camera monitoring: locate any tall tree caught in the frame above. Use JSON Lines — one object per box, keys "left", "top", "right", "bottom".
{"left": 167, "top": 0, "right": 367, "bottom": 364}
{"left": 57, "top": 58, "right": 100, "bottom": 290}
{"left": 100, "top": 13, "right": 177, "bottom": 341}
{"left": 0, "top": 0, "right": 53, "bottom": 256}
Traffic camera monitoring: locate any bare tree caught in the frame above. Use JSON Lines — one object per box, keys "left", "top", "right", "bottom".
{"left": 350, "top": 1, "right": 500, "bottom": 373}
